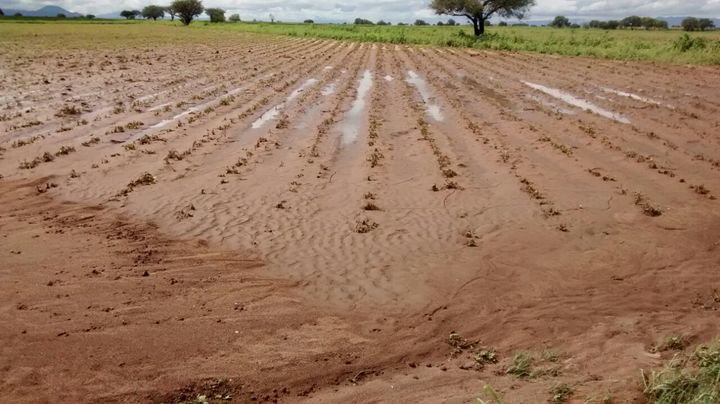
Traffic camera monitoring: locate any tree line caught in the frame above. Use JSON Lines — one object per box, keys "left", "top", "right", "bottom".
{"left": 120, "top": 0, "right": 238, "bottom": 25}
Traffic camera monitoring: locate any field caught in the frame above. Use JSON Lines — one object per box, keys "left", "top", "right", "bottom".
{"left": 1, "top": 22, "right": 720, "bottom": 402}
{"left": 2, "top": 18, "right": 720, "bottom": 64}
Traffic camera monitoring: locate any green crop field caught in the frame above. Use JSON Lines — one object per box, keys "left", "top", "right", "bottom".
{"left": 1, "top": 18, "right": 719, "bottom": 64}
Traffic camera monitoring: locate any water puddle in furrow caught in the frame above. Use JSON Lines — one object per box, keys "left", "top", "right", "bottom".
{"left": 149, "top": 85, "right": 247, "bottom": 130}
{"left": 406, "top": 71, "right": 444, "bottom": 122}
{"left": 384, "top": 75, "right": 394, "bottom": 82}
{"left": 600, "top": 87, "right": 672, "bottom": 109}
{"left": 522, "top": 81, "right": 630, "bottom": 124}
{"left": 321, "top": 83, "right": 336, "bottom": 96}
{"left": 251, "top": 78, "right": 318, "bottom": 129}
{"left": 341, "top": 70, "right": 373, "bottom": 145}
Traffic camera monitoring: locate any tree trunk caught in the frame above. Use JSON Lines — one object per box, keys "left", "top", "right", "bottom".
{"left": 472, "top": 18, "right": 485, "bottom": 36}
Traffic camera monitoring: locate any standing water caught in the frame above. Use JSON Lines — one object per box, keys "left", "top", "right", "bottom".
{"left": 341, "top": 70, "right": 373, "bottom": 145}
{"left": 523, "top": 81, "right": 630, "bottom": 124}
{"left": 406, "top": 71, "right": 444, "bottom": 122}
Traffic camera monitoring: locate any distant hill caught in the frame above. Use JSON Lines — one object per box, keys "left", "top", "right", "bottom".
{"left": 2, "top": 5, "right": 83, "bottom": 17}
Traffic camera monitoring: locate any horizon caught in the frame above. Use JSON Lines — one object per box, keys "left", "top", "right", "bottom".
{"left": 2, "top": 1, "right": 719, "bottom": 23}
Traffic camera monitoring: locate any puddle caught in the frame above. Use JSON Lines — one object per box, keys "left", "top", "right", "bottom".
{"left": 148, "top": 102, "right": 172, "bottom": 112}
{"left": 384, "top": 75, "right": 394, "bottom": 82}
{"left": 321, "top": 83, "right": 336, "bottom": 96}
{"left": 341, "top": 70, "right": 373, "bottom": 145}
{"left": 252, "top": 78, "right": 318, "bottom": 129}
{"left": 522, "top": 81, "right": 630, "bottom": 124}
{"left": 600, "top": 87, "right": 671, "bottom": 108}
{"left": 406, "top": 71, "right": 444, "bottom": 122}
{"left": 324, "top": 66, "right": 333, "bottom": 70}
{"left": 149, "top": 85, "right": 247, "bottom": 130}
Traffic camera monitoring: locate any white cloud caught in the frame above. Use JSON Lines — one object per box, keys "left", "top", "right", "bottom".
{"left": 2, "top": 0, "right": 719, "bottom": 21}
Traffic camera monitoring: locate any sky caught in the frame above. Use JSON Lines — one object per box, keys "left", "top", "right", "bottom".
{"left": 2, "top": 0, "right": 719, "bottom": 22}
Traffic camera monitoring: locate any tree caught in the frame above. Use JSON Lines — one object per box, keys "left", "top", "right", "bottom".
{"left": 430, "top": 0, "right": 536, "bottom": 36}
{"left": 447, "top": 18, "right": 456, "bottom": 25}
{"left": 56, "top": 13, "right": 66, "bottom": 18}
{"left": 303, "top": 19, "right": 313, "bottom": 23}
{"left": 498, "top": 20, "right": 507, "bottom": 26}
{"left": 377, "top": 20, "right": 390, "bottom": 25}
{"left": 682, "top": 17, "right": 699, "bottom": 31}
{"left": 550, "top": 15, "right": 570, "bottom": 28}
{"left": 142, "top": 5, "right": 165, "bottom": 20}
{"left": 354, "top": 18, "right": 374, "bottom": 25}
{"left": 698, "top": 18, "right": 715, "bottom": 31}
{"left": 437, "top": 21, "right": 445, "bottom": 25}
{"left": 230, "top": 14, "right": 242, "bottom": 22}
{"left": 206, "top": 8, "right": 225, "bottom": 22}
{"left": 165, "top": 5, "right": 177, "bottom": 21}
{"left": 86, "top": 14, "right": 96, "bottom": 19}
{"left": 415, "top": 19, "right": 429, "bottom": 25}
{"left": 120, "top": 10, "right": 136, "bottom": 19}
{"left": 269, "top": 13, "right": 275, "bottom": 23}
{"left": 0, "top": 8, "right": 4, "bottom": 16}
{"left": 172, "top": 0, "right": 204, "bottom": 25}
{"left": 620, "top": 15, "right": 642, "bottom": 28}
{"left": 14, "top": 12, "right": 22, "bottom": 17}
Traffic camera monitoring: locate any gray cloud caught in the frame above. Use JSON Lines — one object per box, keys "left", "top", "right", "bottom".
{"left": 2, "top": 0, "right": 719, "bottom": 21}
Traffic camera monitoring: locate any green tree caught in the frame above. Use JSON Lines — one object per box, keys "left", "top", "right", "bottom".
{"left": 354, "top": 18, "right": 374, "bottom": 24}
{"left": 165, "top": 5, "right": 177, "bottom": 21}
{"left": 142, "top": 5, "right": 165, "bottom": 20}
{"left": 86, "top": 14, "right": 96, "bottom": 19}
{"left": 682, "top": 17, "right": 699, "bottom": 31}
{"left": 447, "top": 18, "right": 456, "bottom": 25}
{"left": 230, "top": 14, "right": 241, "bottom": 22}
{"left": 415, "top": 19, "right": 429, "bottom": 25}
{"left": 621, "top": 15, "right": 642, "bottom": 28}
{"left": 120, "top": 10, "right": 136, "bottom": 19}
{"left": 0, "top": 8, "right": 4, "bottom": 16}
{"left": 56, "top": 13, "right": 66, "bottom": 18}
{"left": 430, "top": 0, "right": 536, "bottom": 36}
{"left": 205, "top": 8, "right": 225, "bottom": 22}
{"left": 171, "top": 0, "right": 204, "bottom": 25}
{"left": 14, "top": 12, "right": 22, "bottom": 17}
{"left": 550, "top": 15, "right": 570, "bottom": 27}
{"left": 698, "top": 18, "right": 715, "bottom": 31}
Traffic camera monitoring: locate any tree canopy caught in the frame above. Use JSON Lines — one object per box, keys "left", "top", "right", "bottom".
{"left": 206, "top": 8, "right": 225, "bottom": 23}
{"left": 142, "top": 5, "right": 165, "bottom": 20}
{"left": 550, "top": 15, "right": 570, "bottom": 27}
{"left": 430, "top": 0, "right": 536, "bottom": 36}
{"left": 0, "top": 8, "right": 4, "bottom": 16}
{"left": 171, "top": 0, "right": 204, "bottom": 25}
{"left": 682, "top": 17, "right": 715, "bottom": 31}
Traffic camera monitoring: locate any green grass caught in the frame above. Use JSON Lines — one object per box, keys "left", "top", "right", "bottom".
{"left": 196, "top": 21, "right": 720, "bottom": 64}
{"left": 644, "top": 338, "right": 720, "bottom": 403}
{"left": 0, "top": 18, "right": 719, "bottom": 64}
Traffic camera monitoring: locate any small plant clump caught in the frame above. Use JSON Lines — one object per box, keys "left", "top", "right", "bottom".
{"left": 644, "top": 339, "right": 720, "bottom": 403}
{"left": 634, "top": 193, "right": 662, "bottom": 217}
{"left": 506, "top": 352, "right": 533, "bottom": 378}
{"left": 81, "top": 137, "right": 100, "bottom": 147}
{"left": 55, "top": 104, "right": 81, "bottom": 117}
{"left": 354, "top": 218, "right": 379, "bottom": 233}
{"left": 55, "top": 145, "right": 76, "bottom": 156}
{"left": 549, "top": 383, "right": 574, "bottom": 403}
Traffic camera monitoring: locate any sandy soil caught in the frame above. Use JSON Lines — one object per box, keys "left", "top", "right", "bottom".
{"left": 1, "top": 32, "right": 720, "bottom": 403}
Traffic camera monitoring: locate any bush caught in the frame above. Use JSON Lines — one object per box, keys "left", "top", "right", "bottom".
{"left": 229, "top": 14, "right": 241, "bottom": 22}
{"left": 673, "top": 33, "right": 707, "bottom": 52}
{"left": 354, "top": 18, "right": 373, "bottom": 25}
{"left": 303, "top": 19, "right": 313, "bottom": 24}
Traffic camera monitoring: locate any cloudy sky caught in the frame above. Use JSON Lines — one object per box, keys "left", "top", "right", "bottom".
{"left": 3, "top": 0, "right": 719, "bottom": 21}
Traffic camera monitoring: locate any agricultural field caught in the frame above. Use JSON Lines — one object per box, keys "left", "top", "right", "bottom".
{"left": 1, "top": 22, "right": 719, "bottom": 402}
